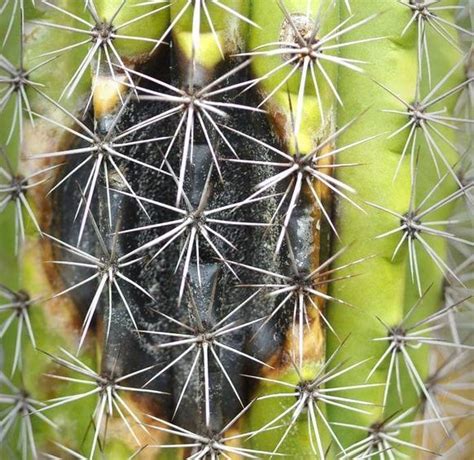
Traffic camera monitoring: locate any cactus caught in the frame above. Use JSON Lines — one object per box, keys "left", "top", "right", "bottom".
{"left": 0, "top": 0, "right": 472, "bottom": 458}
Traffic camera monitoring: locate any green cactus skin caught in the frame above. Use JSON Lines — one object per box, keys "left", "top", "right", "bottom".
{"left": 325, "top": 0, "right": 465, "bottom": 452}
{"left": 0, "top": 1, "right": 472, "bottom": 459}
{"left": 248, "top": 0, "right": 340, "bottom": 152}
{"left": 170, "top": 0, "right": 251, "bottom": 67}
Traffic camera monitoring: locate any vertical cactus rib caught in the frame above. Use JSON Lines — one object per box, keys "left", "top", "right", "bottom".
{"left": 400, "top": 0, "right": 473, "bottom": 88}
{"left": 32, "top": 347, "right": 168, "bottom": 459}
{"left": 0, "top": 8, "right": 44, "bottom": 146}
{"left": 0, "top": 372, "right": 57, "bottom": 460}
{"left": 327, "top": 0, "right": 470, "bottom": 455}
{"left": 28, "top": 0, "right": 169, "bottom": 119}
{"left": 0, "top": 151, "right": 58, "bottom": 252}
{"left": 169, "top": 0, "right": 254, "bottom": 68}
{"left": 139, "top": 402, "right": 280, "bottom": 458}
{"left": 0, "top": 286, "right": 36, "bottom": 376}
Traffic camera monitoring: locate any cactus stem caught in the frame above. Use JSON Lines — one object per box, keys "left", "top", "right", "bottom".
{"left": 401, "top": 0, "right": 473, "bottom": 59}
{"left": 230, "top": 245, "right": 367, "bottom": 368}
{"left": 246, "top": 350, "right": 382, "bottom": 457}
{"left": 138, "top": 289, "right": 270, "bottom": 429}
{"left": 0, "top": 0, "right": 22, "bottom": 48}
{"left": 37, "top": 347, "right": 167, "bottom": 459}
{"left": 0, "top": 151, "right": 60, "bottom": 251}
{"left": 377, "top": 60, "right": 472, "bottom": 184}
{"left": 0, "top": 1, "right": 471, "bottom": 457}
{"left": 92, "top": 74, "right": 128, "bottom": 120}
{"left": 422, "top": 348, "right": 473, "bottom": 416}
{"left": 336, "top": 407, "right": 445, "bottom": 459}
{"left": 369, "top": 171, "right": 473, "bottom": 296}
{"left": 158, "top": 0, "right": 257, "bottom": 60}
{"left": 222, "top": 114, "right": 375, "bottom": 250}
{"left": 243, "top": 7, "right": 380, "bottom": 137}
{"left": 116, "top": 163, "right": 273, "bottom": 306}
{"left": 33, "top": 0, "right": 167, "bottom": 106}
{"left": 368, "top": 294, "right": 472, "bottom": 425}
{"left": 0, "top": 25, "right": 54, "bottom": 145}
{"left": 0, "top": 286, "right": 36, "bottom": 375}
{"left": 0, "top": 373, "right": 57, "bottom": 459}
{"left": 141, "top": 401, "right": 279, "bottom": 459}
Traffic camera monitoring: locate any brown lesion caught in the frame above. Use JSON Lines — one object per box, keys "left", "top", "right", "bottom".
{"left": 256, "top": 132, "right": 335, "bottom": 380}
{"left": 91, "top": 44, "right": 167, "bottom": 121}
{"left": 20, "top": 119, "right": 87, "bottom": 346}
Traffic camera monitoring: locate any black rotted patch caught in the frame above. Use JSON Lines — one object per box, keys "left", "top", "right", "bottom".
{"left": 52, "top": 56, "right": 296, "bottom": 434}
